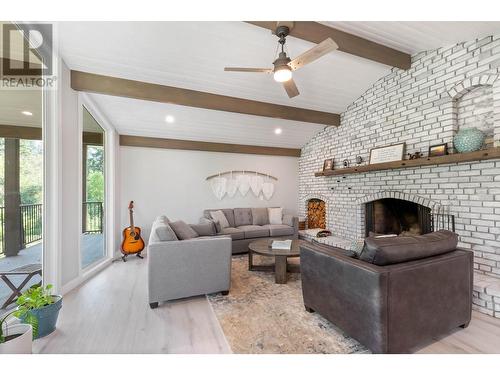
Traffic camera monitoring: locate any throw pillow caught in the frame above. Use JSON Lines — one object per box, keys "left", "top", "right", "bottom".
{"left": 251, "top": 207, "right": 269, "bottom": 225}
{"left": 157, "top": 215, "right": 170, "bottom": 223}
{"left": 190, "top": 223, "right": 216, "bottom": 236}
{"left": 155, "top": 221, "right": 178, "bottom": 241}
{"left": 152, "top": 215, "right": 177, "bottom": 241}
{"left": 169, "top": 220, "right": 199, "bottom": 240}
{"left": 199, "top": 217, "right": 220, "bottom": 233}
{"left": 283, "top": 214, "right": 294, "bottom": 227}
{"left": 210, "top": 210, "right": 230, "bottom": 229}
{"left": 268, "top": 207, "right": 283, "bottom": 225}
{"left": 350, "top": 238, "right": 365, "bottom": 255}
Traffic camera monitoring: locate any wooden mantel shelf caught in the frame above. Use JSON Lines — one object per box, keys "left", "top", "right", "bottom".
{"left": 315, "top": 148, "right": 500, "bottom": 177}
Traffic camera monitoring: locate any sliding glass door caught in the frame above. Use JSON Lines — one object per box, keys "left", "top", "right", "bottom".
{"left": 80, "top": 106, "right": 106, "bottom": 269}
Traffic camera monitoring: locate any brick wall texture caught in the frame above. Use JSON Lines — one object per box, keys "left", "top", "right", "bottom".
{"left": 299, "top": 35, "right": 500, "bottom": 277}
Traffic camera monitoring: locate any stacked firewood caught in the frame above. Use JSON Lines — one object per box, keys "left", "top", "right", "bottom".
{"left": 307, "top": 199, "right": 326, "bottom": 229}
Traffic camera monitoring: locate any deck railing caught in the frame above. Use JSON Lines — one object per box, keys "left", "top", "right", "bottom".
{"left": 0, "top": 201, "right": 103, "bottom": 256}
{"left": 20, "top": 203, "right": 43, "bottom": 248}
{"left": 83, "top": 201, "right": 104, "bottom": 234}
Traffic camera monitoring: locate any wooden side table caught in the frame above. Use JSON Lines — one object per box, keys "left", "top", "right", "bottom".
{"left": 0, "top": 263, "right": 42, "bottom": 309}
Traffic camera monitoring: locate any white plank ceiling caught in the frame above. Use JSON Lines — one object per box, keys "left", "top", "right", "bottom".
{"left": 57, "top": 21, "right": 500, "bottom": 149}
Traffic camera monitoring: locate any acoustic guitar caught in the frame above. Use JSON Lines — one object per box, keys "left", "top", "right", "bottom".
{"left": 121, "top": 201, "right": 145, "bottom": 262}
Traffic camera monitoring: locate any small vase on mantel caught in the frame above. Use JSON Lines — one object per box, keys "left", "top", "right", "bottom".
{"left": 453, "top": 127, "right": 485, "bottom": 153}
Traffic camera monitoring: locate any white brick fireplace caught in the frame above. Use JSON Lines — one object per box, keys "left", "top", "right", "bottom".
{"left": 299, "top": 35, "right": 500, "bottom": 317}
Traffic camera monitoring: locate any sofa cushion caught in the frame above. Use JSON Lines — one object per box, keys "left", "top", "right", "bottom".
{"left": 219, "top": 227, "right": 245, "bottom": 240}
{"left": 169, "top": 220, "right": 199, "bottom": 240}
{"left": 268, "top": 207, "right": 283, "bottom": 225}
{"left": 361, "top": 230, "right": 458, "bottom": 266}
{"left": 234, "top": 208, "right": 253, "bottom": 227}
{"left": 237, "top": 225, "right": 270, "bottom": 239}
{"left": 190, "top": 223, "right": 216, "bottom": 237}
{"left": 210, "top": 210, "right": 230, "bottom": 229}
{"left": 204, "top": 209, "right": 235, "bottom": 228}
{"left": 151, "top": 216, "right": 178, "bottom": 242}
{"left": 252, "top": 207, "right": 269, "bottom": 225}
{"left": 261, "top": 224, "right": 294, "bottom": 237}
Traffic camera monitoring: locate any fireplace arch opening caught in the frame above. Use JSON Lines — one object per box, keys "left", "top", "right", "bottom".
{"left": 364, "top": 198, "right": 432, "bottom": 237}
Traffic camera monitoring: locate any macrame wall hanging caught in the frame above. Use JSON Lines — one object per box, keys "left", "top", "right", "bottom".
{"left": 206, "top": 170, "right": 278, "bottom": 201}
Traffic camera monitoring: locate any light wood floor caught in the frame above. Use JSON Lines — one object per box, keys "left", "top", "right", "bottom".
{"left": 416, "top": 311, "right": 500, "bottom": 354}
{"left": 33, "top": 256, "right": 500, "bottom": 354}
{"left": 33, "top": 257, "right": 231, "bottom": 354}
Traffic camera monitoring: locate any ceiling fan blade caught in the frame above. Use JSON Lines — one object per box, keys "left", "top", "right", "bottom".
{"left": 289, "top": 38, "right": 339, "bottom": 71}
{"left": 283, "top": 78, "right": 300, "bottom": 98}
{"left": 224, "top": 67, "right": 273, "bottom": 73}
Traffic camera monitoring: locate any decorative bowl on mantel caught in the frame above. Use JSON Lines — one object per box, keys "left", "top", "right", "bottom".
{"left": 453, "top": 128, "right": 485, "bottom": 153}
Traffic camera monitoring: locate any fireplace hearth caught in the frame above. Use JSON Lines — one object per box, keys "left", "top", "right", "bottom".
{"left": 365, "top": 198, "right": 432, "bottom": 237}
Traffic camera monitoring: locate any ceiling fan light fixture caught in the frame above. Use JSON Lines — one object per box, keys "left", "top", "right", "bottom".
{"left": 273, "top": 66, "right": 292, "bottom": 82}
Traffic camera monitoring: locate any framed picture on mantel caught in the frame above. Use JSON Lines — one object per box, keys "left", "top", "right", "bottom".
{"left": 369, "top": 143, "right": 406, "bottom": 165}
{"left": 323, "top": 158, "right": 334, "bottom": 171}
{"left": 428, "top": 143, "right": 448, "bottom": 157}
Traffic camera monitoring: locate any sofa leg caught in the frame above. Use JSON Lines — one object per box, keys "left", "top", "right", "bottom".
{"left": 221, "top": 290, "right": 229, "bottom": 296}
{"left": 460, "top": 321, "right": 470, "bottom": 329}
{"left": 304, "top": 305, "right": 315, "bottom": 313}
{"left": 149, "top": 302, "right": 159, "bottom": 309}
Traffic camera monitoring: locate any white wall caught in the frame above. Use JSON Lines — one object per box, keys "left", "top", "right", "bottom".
{"left": 60, "top": 60, "right": 80, "bottom": 286}
{"left": 120, "top": 146, "right": 299, "bottom": 243}
{"left": 59, "top": 61, "right": 120, "bottom": 290}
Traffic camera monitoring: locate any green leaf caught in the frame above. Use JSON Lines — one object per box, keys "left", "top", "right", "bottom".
{"left": 24, "top": 313, "right": 38, "bottom": 339}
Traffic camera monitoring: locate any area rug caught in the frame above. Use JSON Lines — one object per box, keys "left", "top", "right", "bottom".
{"left": 207, "top": 255, "right": 369, "bottom": 354}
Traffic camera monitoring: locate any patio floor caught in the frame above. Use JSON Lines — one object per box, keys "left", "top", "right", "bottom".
{"left": 0, "top": 233, "right": 104, "bottom": 311}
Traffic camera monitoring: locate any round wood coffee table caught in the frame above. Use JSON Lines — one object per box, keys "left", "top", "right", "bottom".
{"left": 248, "top": 238, "right": 305, "bottom": 284}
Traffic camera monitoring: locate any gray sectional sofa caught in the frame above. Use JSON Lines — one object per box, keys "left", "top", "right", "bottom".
{"left": 147, "top": 207, "right": 297, "bottom": 307}
{"left": 202, "top": 207, "right": 299, "bottom": 254}
{"left": 148, "top": 215, "right": 232, "bottom": 308}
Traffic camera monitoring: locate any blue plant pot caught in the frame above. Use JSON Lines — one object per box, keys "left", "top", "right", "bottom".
{"left": 454, "top": 128, "right": 486, "bottom": 153}
{"left": 20, "top": 295, "right": 62, "bottom": 339}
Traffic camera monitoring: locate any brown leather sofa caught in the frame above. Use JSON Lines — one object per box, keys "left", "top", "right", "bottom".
{"left": 300, "top": 230, "right": 473, "bottom": 353}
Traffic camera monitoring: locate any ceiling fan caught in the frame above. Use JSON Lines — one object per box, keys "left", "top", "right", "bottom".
{"left": 224, "top": 22, "right": 338, "bottom": 98}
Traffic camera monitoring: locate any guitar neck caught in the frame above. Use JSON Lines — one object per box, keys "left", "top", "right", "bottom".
{"left": 129, "top": 209, "right": 135, "bottom": 232}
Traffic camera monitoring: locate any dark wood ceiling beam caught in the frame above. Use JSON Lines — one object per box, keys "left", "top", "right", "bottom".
{"left": 83, "top": 132, "right": 103, "bottom": 145}
{"left": 246, "top": 21, "right": 411, "bottom": 70}
{"left": 71, "top": 70, "right": 340, "bottom": 127}
{"left": 0, "top": 125, "right": 103, "bottom": 144}
{"left": 120, "top": 135, "right": 301, "bottom": 157}
{"left": 0, "top": 125, "right": 42, "bottom": 140}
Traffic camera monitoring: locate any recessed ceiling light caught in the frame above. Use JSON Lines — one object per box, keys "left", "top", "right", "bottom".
{"left": 165, "top": 115, "right": 175, "bottom": 124}
{"left": 274, "top": 128, "right": 282, "bottom": 135}
{"left": 21, "top": 111, "right": 33, "bottom": 116}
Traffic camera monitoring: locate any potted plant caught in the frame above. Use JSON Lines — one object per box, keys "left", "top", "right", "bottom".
{"left": 14, "top": 284, "right": 62, "bottom": 339}
{"left": 0, "top": 310, "right": 33, "bottom": 354}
